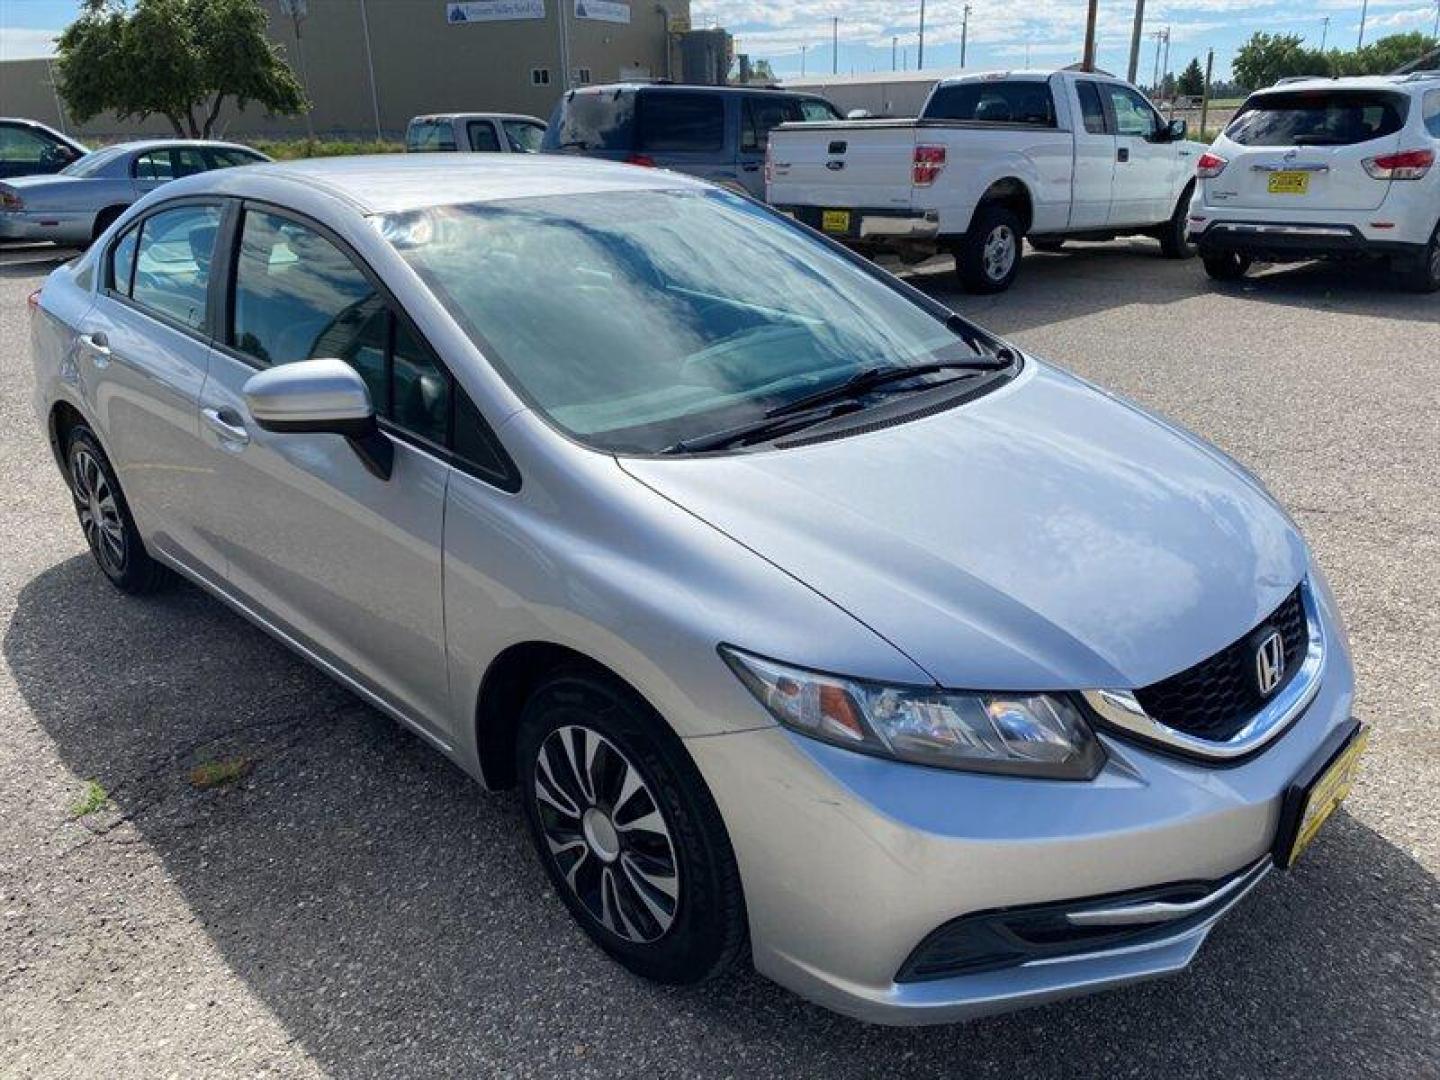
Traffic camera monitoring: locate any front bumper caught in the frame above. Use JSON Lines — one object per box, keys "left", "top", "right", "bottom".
{"left": 685, "top": 577, "right": 1357, "bottom": 1025}
{"left": 1190, "top": 218, "right": 1426, "bottom": 263}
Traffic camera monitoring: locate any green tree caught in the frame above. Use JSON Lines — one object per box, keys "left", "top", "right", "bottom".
{"left": 1177, "top": 57, "right": 1205, "bottom": 98}
{"left": 55, "top": 0, "right": 305, "bottom": 139}
{"left": 1231, "top": 32, "right": 1328, "bottom": 90}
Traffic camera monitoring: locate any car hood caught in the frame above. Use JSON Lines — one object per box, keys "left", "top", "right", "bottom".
{"left": 620, "top": 361, "right": 1308, "bottom": 691}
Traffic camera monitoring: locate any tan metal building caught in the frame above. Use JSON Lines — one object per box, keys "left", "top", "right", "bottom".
{"left": 0, "top": 0, "right": 693, "bottom": 142}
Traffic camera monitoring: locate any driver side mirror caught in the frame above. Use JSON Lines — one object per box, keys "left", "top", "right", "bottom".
{"left": 242, "top": 357, "right": 393, "bottom": 480}
{"left": 1165, "top": 117, "right": 1187, "bottom": 142}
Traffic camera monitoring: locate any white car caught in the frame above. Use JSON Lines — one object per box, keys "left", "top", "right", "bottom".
{"left": 767, "top": 69, "right": 1208, "bottom": 292}
{"left": 405, "top": 112, "right": 547, "bottom": 154}
{"left": 1189, "top": 73, "right": 1440, "bottom": 291}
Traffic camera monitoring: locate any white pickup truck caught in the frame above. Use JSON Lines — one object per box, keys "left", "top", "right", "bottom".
{"left": 767, "top": 69, "right": 1208, "bottom": 292}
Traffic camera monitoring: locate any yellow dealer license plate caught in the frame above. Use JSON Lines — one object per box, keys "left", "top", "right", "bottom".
{"left": 1268, "top": 171, "right": 1310, "bottom": 195}
{"left": 1281, "top": 726, "right": 1368, "bottom": 868}
{"left": 821, "top": 209, "right": 852, "bottom": 234}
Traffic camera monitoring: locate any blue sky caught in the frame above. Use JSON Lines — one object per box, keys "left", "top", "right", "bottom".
{"left": 2, "top": 0, "right": 1438, "bottom": 80}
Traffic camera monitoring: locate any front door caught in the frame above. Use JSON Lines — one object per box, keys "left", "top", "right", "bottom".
{"left": 77, "top": 200, "right": 226, "bottom": 579}
{"left": 194, "top": 205, "right": 453, "bottom": 732}
{"left": 1102, "top": 83, "right": 1176, "bottom": 226}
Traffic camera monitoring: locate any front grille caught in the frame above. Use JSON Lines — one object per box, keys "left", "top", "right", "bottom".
{"left": 1133, "top": 585, "right": 1308, "bottom": 742}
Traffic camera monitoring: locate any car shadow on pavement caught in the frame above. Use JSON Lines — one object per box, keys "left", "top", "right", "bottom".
{"left": 6, "top": 555, "right": 1438, "bottom": 1079}
{"left": 903, "top": 242, "right": 1440, "bottom": 337}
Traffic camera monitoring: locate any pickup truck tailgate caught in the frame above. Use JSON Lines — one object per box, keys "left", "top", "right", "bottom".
{"left": 768, "top": 123, "right": 921, "bottom": 211}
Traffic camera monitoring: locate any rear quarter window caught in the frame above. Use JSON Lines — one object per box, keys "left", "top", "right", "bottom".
{"left": 924, "top": 82, "right": 1056, "bottom": 125}
{"left": 1225, "top": 91, "right": 1407, "bottom": 146}
{"left": 544, "top": 91, "right": 636, "bottom": 152}
{"left": 638, "top": 92, "right": 725, "bottom": 152}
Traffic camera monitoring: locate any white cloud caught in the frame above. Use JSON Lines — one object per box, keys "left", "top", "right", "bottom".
{"left": 0, "top": 27, "right": 60, "bottom": 61}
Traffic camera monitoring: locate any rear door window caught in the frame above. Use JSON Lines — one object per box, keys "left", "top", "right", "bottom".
{"left": 925, "top": 82, "right": 1056, "bottom": 125}
{"left": 1076, "top": 81, "right": 1109, "bottom": 134}
{"left": 133, "top": 150, "right": 176, "bottom": 181}
{"left": 407, "top": 120, "right": 458, "bottom": 152}
{"left": 741, "top": 97, "right": 803, "bottom": 153}
{"left": 639, "top": 92, "right": 725, "bottom": 152}
{"left": 466, "top": 121, "right": 502, "bottom": 152}
{"left": 128, "top": 203, "right": 221, "bottom": 331}
{"left": 1225, "top": 91, "right": 1407, "bottom": 146}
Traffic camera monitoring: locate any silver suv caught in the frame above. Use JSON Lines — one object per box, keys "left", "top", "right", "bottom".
{"left": 30, "top": 156, "right": 1363, "bottom": 1025}
{"left": 1190, "top": 73, "right": 1440, "bottom": 290}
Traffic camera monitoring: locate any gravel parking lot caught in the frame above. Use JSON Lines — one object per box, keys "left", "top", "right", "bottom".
{"left": 2, "top": 238, "right": 1437, "bottom": 1079}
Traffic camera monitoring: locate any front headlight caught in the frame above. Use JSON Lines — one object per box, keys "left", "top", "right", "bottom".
{"left": 720, "top": 647, "right": 1103, "bottom": 780}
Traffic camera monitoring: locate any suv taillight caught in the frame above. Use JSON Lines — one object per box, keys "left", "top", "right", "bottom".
{"left": 1195, "top": 152, "right": 1228, "bottom": 179}
{"left": 912, "top": 144, "right": 946, "bottom": 186}
{"left": 1362, "top": 148, "right": 1434, "bottom": 180}
{"left": 627, "top": 153, "right": 658, "bottom": 168}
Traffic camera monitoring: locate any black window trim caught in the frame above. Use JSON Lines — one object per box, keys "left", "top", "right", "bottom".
{"left": 99, "top": 194, "right": 227, "bottom": 344}
{"left": 214, "top": 197, "right": 520, "bottom": 493}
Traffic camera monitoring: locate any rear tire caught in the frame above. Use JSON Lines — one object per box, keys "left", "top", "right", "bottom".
{"left": 1157, "top": 184, "right": 1197, "bottom": 259}
{"left": 1029, "top": 237, "right": 1065, "bottom": 253}
{"left": 65, "top": 425, "right": 169, "bottom": 594}
{"left": 516, "top": 669, "right": 747, "bottom": 985}
{"left": 1395, "top": 222, "right": 1440, "bottom": 293}
{"left": 956, "top": 204, "right": 1024, "bottom": 293}
{"left": 1202, "top": 250, "right": 1252, "bottom": 282}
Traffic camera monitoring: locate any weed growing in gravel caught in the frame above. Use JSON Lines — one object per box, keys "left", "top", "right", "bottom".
{"left": 70, "top": 780, "right": 108, "bottom": 817}
{"left": 188, "top": 758, "right": 254, "bottom": 790}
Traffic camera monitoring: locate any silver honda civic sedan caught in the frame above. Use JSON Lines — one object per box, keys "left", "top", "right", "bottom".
{"left": 29, "top": 155, "right": 1365, "bottom": 1025}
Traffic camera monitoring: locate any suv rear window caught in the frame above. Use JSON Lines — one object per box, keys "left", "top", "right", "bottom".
{"left": 543, "top": 90, "right": 636, "bottom": 152}
{"left": 638, "top": 92, "right": 724, "bottom": 152}
{"left": 924, "top": 81, "right": 1055, "bottom": 125}
{"left": 1225, "top": 90, "right": 1407, "bottom": 146}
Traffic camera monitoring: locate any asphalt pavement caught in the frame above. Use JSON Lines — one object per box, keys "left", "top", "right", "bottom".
{"left": 1, "top": 238, "right": 1436, "bottom": 1078}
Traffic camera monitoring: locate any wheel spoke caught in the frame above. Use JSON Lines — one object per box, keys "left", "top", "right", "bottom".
{"left": 620, "top": 851, "right": 678, "bottom": 901}
{"left": 619, "top": 855, "right": 677, "bottom": 932}
{"left": 536, "top": 746, "right": 583, "bottom": 819}
{"left": 562, "top": 727, "right": 596, "bottom": 803}
{"left": 615, "top": 806, "right": 667, "bottom": 840}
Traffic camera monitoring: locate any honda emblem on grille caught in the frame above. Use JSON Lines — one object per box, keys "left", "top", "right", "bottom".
{"left": 1255, "top": 630, "right": 1286, "bottom": 697}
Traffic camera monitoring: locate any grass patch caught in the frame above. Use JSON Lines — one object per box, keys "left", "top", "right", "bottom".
{"left": 188, "top": 757, "right": 254, "bottom": 790}
{"left": 252, "top": 138, "right": 404, "bottom": 160}
{"left": 71, "top": 780, "right": 109, "bottom": 818}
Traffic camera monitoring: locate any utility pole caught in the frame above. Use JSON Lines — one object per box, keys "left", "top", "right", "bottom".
{"left": 1082, "top": 0, "right": 1099, "bottom": 71}
{"left": 1161, "top": 25, "right": 1171, "bottom": 96}
{"left": 280, "top": 0, "right": 315, "bottom": 141}
{"left": 1320, "top": 15, "right": 1330, "bottom": 50}
{"left": 1433, "top": 0, "right": 1439, "bottom": 40}
{"left": 832, "top": 16, "right": 839, "bottom": 74}
{"left": 801, "top": 43, "right": 807, "bottom": 76}
{"left": 960, "top": 4, "right": 971, "bottom": 67}
{"left": 1151, "top": 28, "right": 1164, "bottom": 91}
{"left": 918, "top": 0, "right": 927, "bottom": 70}
{"left": 1199, "top": 47, "right": 1214, "bottom": 137}
{"left": 358, "top": 0, "right": 382, "bottom": 141}
{"left": 1357, "top": 0, "right": 1369, "bottom": 48}
{"left": 893, "top": 36, "right": 898, "bottom": 71}
{"left": 1127, "top": 0, "right": 1146, "bottom": 82}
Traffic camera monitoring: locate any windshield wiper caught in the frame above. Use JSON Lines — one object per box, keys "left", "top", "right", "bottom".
{"left": 766, "top": 354, "right": 1013, "bottom": 420}
{"left": 659, "top": 403, "right": 859, "bottom": 455}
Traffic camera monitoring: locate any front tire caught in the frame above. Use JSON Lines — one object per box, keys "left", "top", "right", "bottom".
{"left": 65, "top": 425, "right": 169, "bottom": 594}
{"left": 1157, "top": 184, "right": 1197, "bottom": 259}
{"left": 956, "top": 204, "right": 1024, "bottom": 293}
{"left": 1202, "top": 249, "right": 1252, "bottom": 282}
{"left": 517, "top": 670, "right": 747, "bottom": 985}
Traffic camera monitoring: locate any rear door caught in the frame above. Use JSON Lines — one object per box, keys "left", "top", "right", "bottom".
{"left": 635, "top": 90, "right": 736, "bottom": 186}
{"left": 76, "top": 199, "right": 226, "bottom": 578}
{"left": 1211, "top": 89, "right": 1406, "bottom": 212}
{"left": 1069, "top": 79, "right": 1116, "bottom": 229}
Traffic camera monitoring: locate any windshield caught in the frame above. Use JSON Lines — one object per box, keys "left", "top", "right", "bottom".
{"left": 62, "top": 145, "right": 127, "bottom": 177}
{"left": 1226, "top": 90, "right": 1407, "bottom": 146}
{"left": 383, "top": 189, "right": 989, "bottom": 454}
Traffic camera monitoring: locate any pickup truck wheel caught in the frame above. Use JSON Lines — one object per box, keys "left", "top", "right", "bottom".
{"left": 1395, "top": 222, "right": 1440, "bottom": 293}
{"left": 1202, "top": 250, "right": 1252, "bottom": 282}
{"left": 957, "top": 206, "right": 1023, "bottom": 293}
{"left": 1157, "top": 186, "right": 1197, "bottom": 259}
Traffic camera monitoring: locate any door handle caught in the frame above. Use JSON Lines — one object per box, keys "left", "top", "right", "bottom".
{"left": 202, "top": 406, "right": 250, "bottom": 446}
{"left": 78, "top": 332, "right": 111, "bottom": 366}
{"left": 741, "top": 162, "right": 760, "bottom": 171}
{"left": 1117, "top": 148, "right": 1130, "bottom": 163}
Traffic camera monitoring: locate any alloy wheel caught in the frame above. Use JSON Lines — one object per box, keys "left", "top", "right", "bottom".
{"left": 984, "top": 225, "right": 1017, "bottom": 282}
{"left": 533, "top": 725, "right": 680, "bottom": 944}
{"left": 71, "top": 448, "right": 126, "bottom": 575}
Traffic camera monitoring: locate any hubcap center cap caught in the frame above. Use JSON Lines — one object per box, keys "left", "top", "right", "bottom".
{"left": 582, "top": 807, "right": 621, "bottom": 862}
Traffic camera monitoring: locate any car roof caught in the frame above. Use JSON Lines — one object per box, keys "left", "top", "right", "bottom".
{"left": 1257, "top": 74, "right": 1437, "bottom": 94}
{"left": 158, "top": 153, "right": 710, "bottom": 215}
{"left": 408, "top": 113, "right": 545, "bottom": 124}
{"left": 97, "top": 138, "right": 262, "bottom": 154}
{"left": 571, "top": 83, "right": 816, "bottom": 96}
